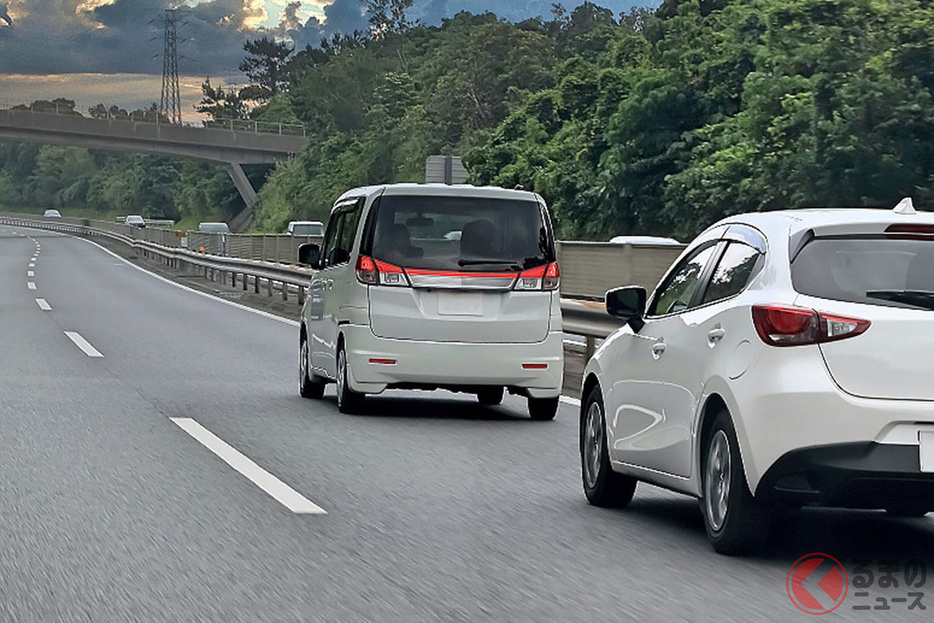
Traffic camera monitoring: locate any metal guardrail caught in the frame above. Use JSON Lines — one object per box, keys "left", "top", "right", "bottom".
{"left": 0, "top": 213, "right": 656, "bottom": 356}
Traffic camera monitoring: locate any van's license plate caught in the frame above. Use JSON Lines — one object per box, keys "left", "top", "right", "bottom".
{"left": 438, "top": 292, "right": 483, "bottom": 316}
{"left": 921, "top": 431, "right": 934, "bottom": 472}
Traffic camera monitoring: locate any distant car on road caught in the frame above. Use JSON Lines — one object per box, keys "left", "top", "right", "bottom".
{"left": 298, "top": 183, "right": 564, "bottom": 419}
{"left": 608, "top": 235, "right": 681, "bottom": 245}
{"left": 197, "top": 222, "right": 229, "bottom": 233}
{"left": 287, "top": 220, "right": 324, "bottom": 237}
{"left": 125, "top": 214, "right": 146, "bottom": 228}
{"left": 581, "top": 199, "right": 934, "bottom": 555}
{"left": 43, "top": 209, "right": 62, "bottom": 218}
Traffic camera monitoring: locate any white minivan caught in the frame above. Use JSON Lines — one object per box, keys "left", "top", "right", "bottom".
{"left": 298, "top": 184, "right": 564, "bottom": 419}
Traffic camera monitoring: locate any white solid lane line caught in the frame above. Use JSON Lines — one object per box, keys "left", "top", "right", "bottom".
{"left": 27, "top": 282, "right": 36, "bottom": 290}
{"left": 64, "top": 331, "right": 104, "bottom": 357}
{"left": 170, "top": 417, "right": 327, "bottom": 515}
{"left": 560, "top": 396, "right": 581, "bottom": 407}
{"left": 36, "top": 298, "right": 52, "bottom": 311}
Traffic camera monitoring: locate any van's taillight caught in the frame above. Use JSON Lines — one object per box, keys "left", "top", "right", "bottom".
{"left": 356, "top": 255, "right": 409, "bottom": 287}
{"left": 752, "top": 305, "right": 870, "bottom": 346}
{"left": 514, "top": 262, "right": 560, "bottom": 291}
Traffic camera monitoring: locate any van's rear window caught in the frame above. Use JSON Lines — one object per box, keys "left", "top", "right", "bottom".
{"left": 364, "top": 195, "right": 554, "bottom": 271}
{"left": 792, "top": 237, "right": 934, "bottom": 309}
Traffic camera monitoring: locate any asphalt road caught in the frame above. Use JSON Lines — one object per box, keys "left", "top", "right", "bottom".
{"left": 2, "top": 225, "right": 933, "bottom": 622}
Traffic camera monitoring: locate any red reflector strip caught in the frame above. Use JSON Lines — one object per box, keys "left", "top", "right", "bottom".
{"left": 369, "top": 358, "right": 397, "bottom": 365}
{"left": 406, "top": 269, "right": 518, "bottom": 278}
{"left": 522, "top": 363, "right": 548, "bottom": 369}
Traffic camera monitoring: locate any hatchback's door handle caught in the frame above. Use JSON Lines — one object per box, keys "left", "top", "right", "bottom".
{"left": 652, "top": 341, "right": 667, "bottom": 358}
{"left": 708, "top": 327, "right": 726, "bottom": 342}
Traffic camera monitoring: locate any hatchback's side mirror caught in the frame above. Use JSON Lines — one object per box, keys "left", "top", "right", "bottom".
{"left": 606, "top": 286, "right": 647, "bottom": 332}
{"left": 298, "top": 243, "right": 321, "bottom": 268}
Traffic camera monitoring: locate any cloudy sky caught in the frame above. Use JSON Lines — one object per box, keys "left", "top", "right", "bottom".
{"left": 0, "top": 0, "right": 650, "bottom": 122}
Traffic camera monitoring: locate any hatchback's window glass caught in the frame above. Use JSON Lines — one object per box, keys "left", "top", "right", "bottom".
{"left": 793, "top": 237, "right": 934, "bottom": 310}
{"left": 649, "top": 244, "right": 717, "bottom": 315}
{"left": 367, "top": 195, "right": 553, "bottom": 271}
{"left": 701, "top": 242, "right": 761, "bottom": 304}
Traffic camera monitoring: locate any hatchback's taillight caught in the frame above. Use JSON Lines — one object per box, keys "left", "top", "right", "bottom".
{"left": 514, "top": 262, "right": 560, "bottom": 291}
{"left": 751, "top": 305, "right": 870, "bottom": 346}
{"left": 356, "top": 255, "right": 410, "bottom": 287}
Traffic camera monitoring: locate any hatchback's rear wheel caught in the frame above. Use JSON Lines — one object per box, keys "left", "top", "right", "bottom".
{"left": 528, "top": 396, "right": 559, "bottom": 421}
{"left": 336, "top": 344, "right": 365, "bottom": 414}
{"left": 701, "top": 410, "right": 771, "bottom": 555}
{"left": 299, "top": 334, "right": 326, "bottom": 399}
{"left": 477, "top": 387, "right": 504, "bottom": 405}
{"left": 580, "top": 386, "right": 636, "bottom": 507}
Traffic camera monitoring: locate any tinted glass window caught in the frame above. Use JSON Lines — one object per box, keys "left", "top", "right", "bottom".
{"left": 793, "top": 237, "right": 934, "bottom": 309}
{"left": 366, "top": 195, "right": 554, "bottom": 271}
{"left": 649, "top": 244, "right": 717, "bottom": 316}
{"left": 701, "top": 242, "right": 761, "bottom": 304}
{"left": 321, "top": 213, "right": 343, "bottom": 267}
{"left": 336, "top": 202, "right": 362, "bottom": 262}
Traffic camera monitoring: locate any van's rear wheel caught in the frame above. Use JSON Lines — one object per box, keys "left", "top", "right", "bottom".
{"left": 477, "top": 387, "right": 504, "bottom": 405}
{"left": 299, "top": 334, "right": 325, "bottom": 399}
{"left": 336, "top": 344, "right": 364, "bottom": 414}
{"left": 528, "top": 396, "right": 559, "bottom": 421}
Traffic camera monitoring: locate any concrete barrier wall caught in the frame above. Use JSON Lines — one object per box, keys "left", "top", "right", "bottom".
{"left": 556, "top": 241, "right": 685, "bottom": 300}
{"left": 1, "top": 211, "right": 682, "bottom": 300}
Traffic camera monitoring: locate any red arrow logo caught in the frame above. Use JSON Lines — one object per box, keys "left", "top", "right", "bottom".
{"left": 787, "top": 553, "right": 848, "bottom": 614}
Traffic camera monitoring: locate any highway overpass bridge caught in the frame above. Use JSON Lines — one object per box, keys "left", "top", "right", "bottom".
{"left": 0, "top": 108, "right": 308, "bottom": 225}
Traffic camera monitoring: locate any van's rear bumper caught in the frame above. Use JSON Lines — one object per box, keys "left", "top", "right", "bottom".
{"left": 342, "top": 325, "right": 564, "bottom": 398}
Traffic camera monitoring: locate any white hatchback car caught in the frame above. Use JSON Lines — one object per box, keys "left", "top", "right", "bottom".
{"left": 298, "top": 184, "right": 564, "bottom": 419}
{"left": 581, "top": 200, "right": 934, "bottom": 554}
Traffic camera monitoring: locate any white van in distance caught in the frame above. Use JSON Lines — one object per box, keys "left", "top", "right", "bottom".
{"left": 298, "top": 184, "right": 564, "bottom": 419}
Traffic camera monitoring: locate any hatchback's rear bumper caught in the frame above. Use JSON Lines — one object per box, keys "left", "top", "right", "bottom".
{"left": 756, "top": 442, "right": 934, "bottom": 511}
{"left": 342, "top": 325, "right": 564, "bottom": 397}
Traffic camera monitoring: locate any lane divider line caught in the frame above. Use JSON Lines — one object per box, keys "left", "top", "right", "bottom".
{"left": 29, "top": 262, "right": 35, "bottom": 267}
{"left": 27, "top": 270, "right": 34, "bottom": 277}
{"left": 64, "top": 331, "right": 104, "bottom": 357}
{"left": 27, "top": 282, "right": 36, "bottom": 290}
{"left": 560, "top": 396, "right": 581, "bottom": 407}
{"left": 36, "top": 298, "right": 52, "bottom": 311}
{"left": 169, "top": 417, "right": 327, "bottom": 515}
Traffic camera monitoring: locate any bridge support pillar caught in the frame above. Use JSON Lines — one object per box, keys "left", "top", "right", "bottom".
{"left": 227, "top": 163, "right": 257, "bottom": 209}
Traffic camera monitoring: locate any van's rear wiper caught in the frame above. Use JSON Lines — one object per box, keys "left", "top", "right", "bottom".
{"left": 866, "top": 289, "right": 934, "bottom": 310}
{"left": 458, "top": 259, "right": 522, "bottom": 271}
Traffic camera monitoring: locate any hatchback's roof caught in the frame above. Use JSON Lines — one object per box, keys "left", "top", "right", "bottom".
{"left": 713, "top": 203, "right": 934, "bottom": 238}
{"left": 335, "top": 183, "right": 542, "bottom": 204}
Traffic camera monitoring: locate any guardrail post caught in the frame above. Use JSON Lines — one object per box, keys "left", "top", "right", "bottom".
{"left": 266, "top": 277, "right": 273, "bottom": 297}
{"left": 585, "top": 336, "right": 596, "bottom": 361}
{"left": 281, "top": 281, "right": 288, "bottom": 301}
{"left": 298, "top": 284, "right": 305, "bottom": 305}
{"left": 242, "top": 273, "right": 248, "bottom": 291}
{"left": 254, "top": 275, "right": 260, "bottom": 294}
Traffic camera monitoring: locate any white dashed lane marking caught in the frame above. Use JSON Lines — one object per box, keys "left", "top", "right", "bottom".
{"left": 170, "top": 417, "right": 327, "bottom": 515}
{"left": 36, "top": 299, "right": 52, "bottom": 311}
{"left": 27, "top": 282, "right": 36, "bottom": 290}
{"left": 64, "top": 331, "right": 104, "bottom": 358}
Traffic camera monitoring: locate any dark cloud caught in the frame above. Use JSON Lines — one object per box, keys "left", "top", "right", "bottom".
{"left": 0, "top": 0, "right": 654, "bottom": 76}
{"left": 279, "top": 1, "right": 303, "bottom": 30}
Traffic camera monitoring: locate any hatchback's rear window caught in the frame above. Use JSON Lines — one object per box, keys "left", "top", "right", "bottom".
{"left": 792, "top": 236, "right": 934, "bottom": 309}
{"left": 364, "top": 195, "right": 554, "bottom": 271}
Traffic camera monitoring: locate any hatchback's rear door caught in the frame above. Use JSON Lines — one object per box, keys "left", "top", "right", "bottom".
{"left": 792, "top": 229, "right": 934, "bottom": 400}
{"left": 360, "top": 191, "right": 559, "bottom": 344}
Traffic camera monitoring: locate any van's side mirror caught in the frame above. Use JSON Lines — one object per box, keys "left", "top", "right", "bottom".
{"left": 606, "top": 286, "right": 647, "bottom": 332}
{"left": 298, "top": 243, "right": 321, "bottom": 268}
